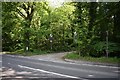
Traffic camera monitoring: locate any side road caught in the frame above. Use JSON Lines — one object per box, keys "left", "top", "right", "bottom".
{"left": 29, "top": 52, "right": 119, "bottom": 68}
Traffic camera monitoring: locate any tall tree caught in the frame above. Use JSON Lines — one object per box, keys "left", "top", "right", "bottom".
{"left": 2, "top": 2, "right": 18, "bottom": 51}
{"left": 16, "top": 2, "right": 35, "bottom": 51}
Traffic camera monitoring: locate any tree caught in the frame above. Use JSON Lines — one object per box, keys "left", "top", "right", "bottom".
{"left": 2, "top": 2, "right": 18, "bottom": 51}
{"left": 113, "top": 2, "right": 120, "bottom": 43}
{"left": 16, "top": 2, "right": 35, "bottom": 51}
{"left": 2, "top": 2, "right": 120, "bottom": 58}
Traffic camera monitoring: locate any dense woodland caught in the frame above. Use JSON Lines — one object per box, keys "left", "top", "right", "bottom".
{"left": 2, "top": 2, "right": 120, "bottom": 58}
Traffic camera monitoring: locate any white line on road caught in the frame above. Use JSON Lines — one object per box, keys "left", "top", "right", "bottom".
{"left": 18, "top": 65, "right": 86, "bottom": 80}
{"left": 8, "top": 63, "right": 10, "bottom": 64}
{"left": 114, "top": 71, "right": 120, "bottom": 73}
{"left": 88, "top": 74, "right": 94, "bottom": 77}
{"left": 0, "top": 61, "right": 2, "bottom": 62}
{"left": 6, "top": 55, "right": 15, "bottom": 57}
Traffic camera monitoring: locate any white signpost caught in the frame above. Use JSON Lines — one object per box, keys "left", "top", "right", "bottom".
{"left": 26, "top": 47, "right": 28, "bottom": 51}
{"left": 49, "top": 34, "right": 53, "bottom": 50}
{"left": 74, "top": 31, "right": 77, "bottom": 43}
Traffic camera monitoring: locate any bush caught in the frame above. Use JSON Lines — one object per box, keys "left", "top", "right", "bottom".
{"left": 92, "top": 41, "right": 120, "bottom": 57}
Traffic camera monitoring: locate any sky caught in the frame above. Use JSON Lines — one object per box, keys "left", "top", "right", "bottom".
{"left": 48, "top": 0, "right": 65, "bottom": 8}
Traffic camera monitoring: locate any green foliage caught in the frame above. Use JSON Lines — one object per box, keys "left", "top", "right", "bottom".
{"left": 2, "top": 2, "right": 120, "bottom": 58}
{"left": 90, "top": 41, "right": 120, "bottom": 57}
{"left": 93, "top": 41, "right": 106, "bottom": 52}
{"left": 7, "top": 49, "right": 52, "bottom": 56}
{"left": 64, "top": 52, "right": 80, "bottom": 59}
{"left": 93, "top": 41, "right": 120, "bottom": 52}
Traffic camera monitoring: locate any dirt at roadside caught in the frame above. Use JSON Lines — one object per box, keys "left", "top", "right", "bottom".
{"left": 30, "top": 51, "right": 72, "bottom": 62}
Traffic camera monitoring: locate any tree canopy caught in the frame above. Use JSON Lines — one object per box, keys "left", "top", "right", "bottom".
{"left": 2, "top": 2, "right": 120, "bottom": 58}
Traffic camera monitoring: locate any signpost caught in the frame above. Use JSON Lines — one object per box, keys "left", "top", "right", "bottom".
{"left": 49, "top": 34, "right": 53, "bottom": 50}
{"left": 74, "top": 31, "right": 77, "bottom": 43}
{"left": 106, "top": 31, "right": 109, "bottom": 58}
{"left": 26, "top": 47, "right": 28, "bottom": 51}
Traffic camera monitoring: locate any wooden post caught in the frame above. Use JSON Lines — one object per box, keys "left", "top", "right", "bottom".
{"left": 106, "top": 31, "right": 109, "bottom": 58}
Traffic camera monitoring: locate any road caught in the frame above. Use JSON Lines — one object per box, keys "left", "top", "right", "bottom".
{"left": 1, "top": 54, "right": 120, "bottom": 80}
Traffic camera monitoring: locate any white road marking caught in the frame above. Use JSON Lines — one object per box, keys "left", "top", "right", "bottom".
{"left": 8, "top": 63, "right": 10, "bottom": 64}
{"left": 0, "top": 61, "right": 2, "bottom": 62}
{"left": 88, "top": 74, "right": 94, "bottom": 77}
{"left": 98, "top": 65, "right": 107, "bottom": 68}
{"left": 15, "top": 76, "right": 23, "bottom": 78}
{"left": 114, "top": 71, "right": 120, "bottom": 73}
{"left": 26, "top": 57, "right": 31, "bottom": 59}
{"left": 16, "top": 71, "right": 32, "bottom": 75}
{"left": 6, "top": 55, "right": 15, "bottom": 57}
{"left": 18, "top": 56, "right": 24, "bottom": 58}
{"left": 18, "top": 65, "right": 81, "bottom": 79}
{"left": 2, "top": 67, "right": 5, "bottom": 68}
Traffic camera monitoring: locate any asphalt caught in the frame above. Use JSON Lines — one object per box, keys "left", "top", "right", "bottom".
{"left": 29, "top": 52, "right": 119, "bottom": 67}
{"left": 1, "top": 54, "right": 120, "bottom": 80}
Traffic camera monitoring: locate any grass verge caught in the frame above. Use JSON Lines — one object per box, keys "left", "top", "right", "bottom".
{"left": 64, "top": 52, "right": 120, "bottom": 64}
{"left": 6, "top": 49, "right": 53, "bottom": 56}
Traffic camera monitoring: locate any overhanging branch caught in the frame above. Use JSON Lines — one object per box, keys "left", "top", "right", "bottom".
{"left": 16, "top": 8, "right": 26, "bottom": 19}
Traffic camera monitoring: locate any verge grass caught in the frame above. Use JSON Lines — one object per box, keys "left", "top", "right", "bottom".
{"left": 64, "top": 52, "right": 120, "bottom": 64}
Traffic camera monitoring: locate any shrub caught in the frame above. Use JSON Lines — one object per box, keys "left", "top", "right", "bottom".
{"left": 92, "top": 41, "right": 120, "bottom": 57}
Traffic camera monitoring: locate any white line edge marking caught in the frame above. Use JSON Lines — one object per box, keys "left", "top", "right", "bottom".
{"left": 88, "top": 74, "right": 94, "bottom": 77}
{"left": 7, "top": 54, "right": 119, "bottom": 69}
{"left": 8, "top": 63, "right": 10, "bottom": 64}
{"left": 114, "top": 71, "right": 120, "bottom": 73}
{"left": 18, "top": 65, "right": 80, "bottom": 79}
{"left": 0, "top": 61, "right": 2, "bottom": 62}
